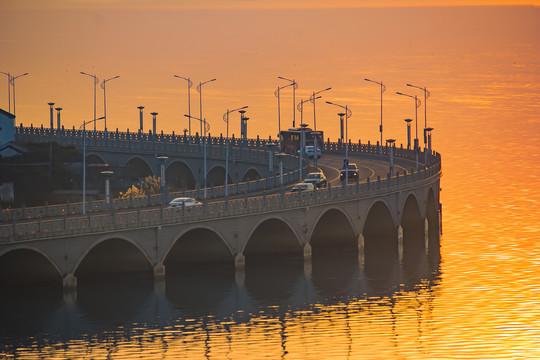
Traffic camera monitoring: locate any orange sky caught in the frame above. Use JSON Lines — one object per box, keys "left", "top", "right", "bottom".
{"left": 1, "top": 0, "right": 539, "bottom": 10}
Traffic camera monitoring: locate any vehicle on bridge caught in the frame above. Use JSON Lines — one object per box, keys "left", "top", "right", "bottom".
{"left": 303, "top": 172, "right": 327, "bottom": 188}
{"left": 297, "top": 145, "right": 322, "bottom": 159}
{"left": 340, "top": 163, "right": 359, "bottom": 181}
{"left": 290, "top": 182, "right": 315, "bottom": 192}
{"left": 280, "top": 128, "right": 324, "bottom": 155}
{"left": 167, "top": 197, "right": 202, "bottom": 208}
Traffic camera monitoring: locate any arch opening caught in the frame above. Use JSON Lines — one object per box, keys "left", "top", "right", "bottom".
{"left": 244, "top": 218, "right": 302, "bottom": 264}
{"left": 310, "top": 209, "right": 357, "bottom": 255}
{"left": 242, "top": 168, "right": 261, "bottom": 182}
{"left": 0, "top": 249, "right": 61, "bottom": 287}
{"left": 363, "top": 201, "right": 398, "bottom": 279}
{"left": 206, "top": 166, "right": 231, "bottom": 187}
{"left": 75, "top": 238, "right": 152, "bottom": 284}
{"left": 165, "top": 161, "right": 196, "bottom": 190}
{"left": 120, "top": 157, "right": 153, "bottom": 182}
{"left": 164, "top": 228, "right": 234, "bottom": 274}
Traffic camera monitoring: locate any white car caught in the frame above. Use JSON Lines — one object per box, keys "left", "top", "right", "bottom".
{"left": 167, "top": 197, "right": 202, "bottom": 208}
{"left": 291, "top": 182, "right": 315, "bottom": 192}
{"left": 297, "top": 145, "right": 322, "bottom": 158}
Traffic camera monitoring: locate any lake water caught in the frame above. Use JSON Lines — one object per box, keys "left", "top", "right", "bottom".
{"left": 1, "top": 5, "right": 539, "bottom": 359}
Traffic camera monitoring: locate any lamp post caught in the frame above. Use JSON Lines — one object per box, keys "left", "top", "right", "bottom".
{"left": 274, "top": 81, "right": 296, "bottom": 151}
{"left": 365, "top": 78, "right": 386, "bottom": 153}
{"left": 48, "top": 102, "right": 55, "bottom": 130}
{"left": 0, "top": 72, "right": 12, "bottom": 113}
{"left": 223, "top": 105, "right": 248, "bottom": 196}
{"left": 404, "top": 118, "right": 413, "bottom": 150}
{"left": 299, "top": 123, "right": 308, "bottom": 181}
{"left": 386, "top": 139, "right": 396, "bottom": 176}
{"left": 81, "top": 71, "right": 99, "bottom": 132}
{"left": 55, "top": 107, "right": 62, "bottom": 130}
{"left": 185, "top": 114, "right": 210, "bottom": 199}
{"left": 278, "top": 76, "right": 298, "bottom": 127}
{"left": 11, "top": 72, "right": 29, "bottom": 117}
{"left": 407, "top": 83, "right": 430, "bottom": 163}
{"left": 396, "top": 91, "right": 421, "bottom": 172}
{"left": 196, "top": 78, "right": 216, "bottom": 137}
{"left": 296, "top": 98, "right": 311, "bottom": 128}
{"left": 275, "top": 153, "right": 287, "bottom": 187}
{"left": 101, "top": 75, "right": 120, "bottom": 137}
{"left": 266, "top": 143, "right": 277, "bottom": 176}
{"left": 312, "top": 131, "right": 322, "bottom": 171}
{"left": 174, "top": 75, "right": 193, "bottom": 139}
{"left": 156, "top": 155, "right": 168, "bottom": 205}
{"left": 327, "top": 101, "right": 352, "bottom": 184}
{"left": 310, "top": 87, "right": 331, "bottom": 131}
{"left": 100, "top": 170, "right": 114, "bottom": 205}
{"left": 80, "top": 116, "right": 106, "bottom": 215}
{"left": 425, "top": 127, "right": 434, "bottom": 157}
{"left": 137, "top": 106, "right": 144, "bottom": 134}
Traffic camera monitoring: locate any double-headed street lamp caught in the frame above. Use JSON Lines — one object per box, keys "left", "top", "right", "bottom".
{"left": 275, "top": 80, "right": 297, "bottom": 150}
{"left": 196, "top": 78, "right": 216, "bottom": 138}
{"left": 396, "top": 91, "right": 421, "bottom": 172}
{"left": 223, "top": 105, "right": 248, "bottom": 196}
{"left": 365, "top": 78, "right": 386, "bottom": 153}
{"left": 81, "top": 72, "right": 99, "bottom": 132}
{"left": 0, "top": 71, "right": 12, "bottom": 113}
{"left": 8, "top": 72, "right": 29, "bottom": 117}
{"left": 310, "top": 87, "right": 331, "bottom": 131}
{"left": 185, "top": 114, "right": 210, "bottom": 200}
{"left": 174, "top": 75, "right": 193, "bottom": 139}
{"left": 278, "top": 76, "right": 298, "bottom": 128}
{"left": 326, "top": 101, "right": 352, "bottom": 184}
{"left": 79, "top": 116, "right": 106, "bottom": 215}
{"left": 101, "top": 75, "right": 120, "bottom": 136}
{"left": 407, "top": 83, "right": 430, "bottom": 163}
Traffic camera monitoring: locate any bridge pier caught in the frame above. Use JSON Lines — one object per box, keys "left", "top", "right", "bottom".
{"left": 357, "top": 234, "right": 365, "bottom": 265}
{"left": 398, "top": 225, "right": 404, "bottom": 263}
{"left": 63, "top": 273, "right": 77, "bottom": 290}
{"left": 303, "top": 243, "right": 312, "bottom": 258}
{"left": 154, "top": 263, "right": 166, "bottom": 279}
{"left": 235, "top": 253, "right": 245, "bottom": 269}
{"left": 424, "top": 218, "right": 429, "bottom": 255}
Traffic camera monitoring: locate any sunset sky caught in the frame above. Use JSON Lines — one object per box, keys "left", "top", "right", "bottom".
{"left": 1, "top": 0, "right": 539, "bottom": 9}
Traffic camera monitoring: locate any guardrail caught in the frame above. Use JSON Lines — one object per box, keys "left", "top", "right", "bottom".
{"left": 1, "top": 151, "right": 441, "bottom": 242}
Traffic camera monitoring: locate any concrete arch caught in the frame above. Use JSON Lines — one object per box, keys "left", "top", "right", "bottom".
{"left": 0, "top": 246, "right": 63, "bottom": 284}
{"left": 206, "top": 165, "right": 231, "bottom": 187}
{"left": 165, "top": 160, "right": 197, "bottom": 190}
{"left": 241, "top": 168, "right": 262, "bottom": 182}
{"left": 73, "top": 235, "right": 153, "bottom": 281}
{"left": 362, "top": 200, "right": 397, "bottom": 252}
{"left": 309, "top": 207, "right": 357, "bottom": 253}
{"left": 163, "top": 226, "right": 234, "bottom": 272}
{"left": 243, "top": 216, "right": 303, "bottom": 262}
{"left": 120, "top": 156, "right": 153, "bottom": 181}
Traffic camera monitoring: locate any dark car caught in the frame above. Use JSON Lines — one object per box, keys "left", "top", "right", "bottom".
{"left": 303, "top": 172, "right": 327, "bottom": 188}
{"left": 340, "top": 163, "right": 359, "bottom": 181}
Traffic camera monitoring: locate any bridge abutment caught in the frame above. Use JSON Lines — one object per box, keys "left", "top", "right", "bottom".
{"left": 398, "top": 225, "right": 404, "bottom": 263}
{"left": 63, "top": 273, "right": 77, "bottom": 290}
{"left": 235, "top": 253, "right": 245, "bottom": 269}
{"left": 357, "top": 234, "right": 365, "bottom": 264}
{"left": 154, "top": 263, "right": 166, "bottom": 279}
{"left": 303, "top": 243, "right": 312, "bottom": 258}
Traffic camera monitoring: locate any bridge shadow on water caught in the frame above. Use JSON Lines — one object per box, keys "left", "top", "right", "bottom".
{"left": 0, "top": 235, "right": 441, "bottom": 354}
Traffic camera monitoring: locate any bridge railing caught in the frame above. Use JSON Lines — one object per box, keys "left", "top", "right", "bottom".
{"left": 0, "top": 152, "right": 441, "bottom": 242}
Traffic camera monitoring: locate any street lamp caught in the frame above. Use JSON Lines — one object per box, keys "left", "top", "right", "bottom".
{"left": 196, "top": 78, "right": 216, "bottom": 137}
{"left": 48, "top": 102, "right": 55, "bottom": 130}
{"left": 185, "top": 114, "right": 210, "bottom": 199}
{"left": 425, "top": 127, "right": 434, "bottom": 156}
{"left": 223, "top": 105, "right": 248, "bottom": 196}
{"left": 275, "top": 153, "right": 287, "bottom": 187}
{"left": 396, "top": 91, "right": 421, "bottom": 172}
{"left": 174, "top": 75, "right": 193, "bottom": 139}
{"left": 407, "top": 83, "right": 430, "bottom": 163}
{"left": 365, "top": 78, "right": 386, "bottom": 153}
{"left": 11, "top": 72, "right": 29, "bottom": 117}
{"left": 299, "top": 123, "right": 308, "bottom": 181}
{"left": 310, "top": 87, "right": 331, "bottom": 131}
{"left": 101, "top": 75, "right": 120, "bottom": 136}
{"left": 404, "top": 118, "right": 413, "bottom": 150}
{"left": 297, "top": 98, "right": 313, "bottom": 127}
{"left": 274, "top": 81, "right": 297, "bottom": 151}
{"left": 312, "top": 131, "right": 322, "bottom": 171}
{"left": 278, "top": 76, "right": 298, "bottom": 127}
{"left": 81, "top": 71, "right": 99, "bottom": 132}
{"left": 386, "top": 139, "right": 396, "bottom": 176}
{"left": 79, "top": 116, "right": 106, "bottom": 215}
{"left": 1, "top": 72, "right": 12, "bottom": 113}
{"left": 100, "top": 170, "right": 114, "bottom": 205}
{"left": 327, "top": 101, "right": 352, "bottom": 184}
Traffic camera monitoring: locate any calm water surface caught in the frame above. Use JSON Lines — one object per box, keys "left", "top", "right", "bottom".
{"left": 1, "top": 6, "right": 539, "bottom": 359}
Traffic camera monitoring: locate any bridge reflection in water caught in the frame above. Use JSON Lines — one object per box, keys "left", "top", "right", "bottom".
{"left": 0, "top": 232, "right": 440, "bottom": 357}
